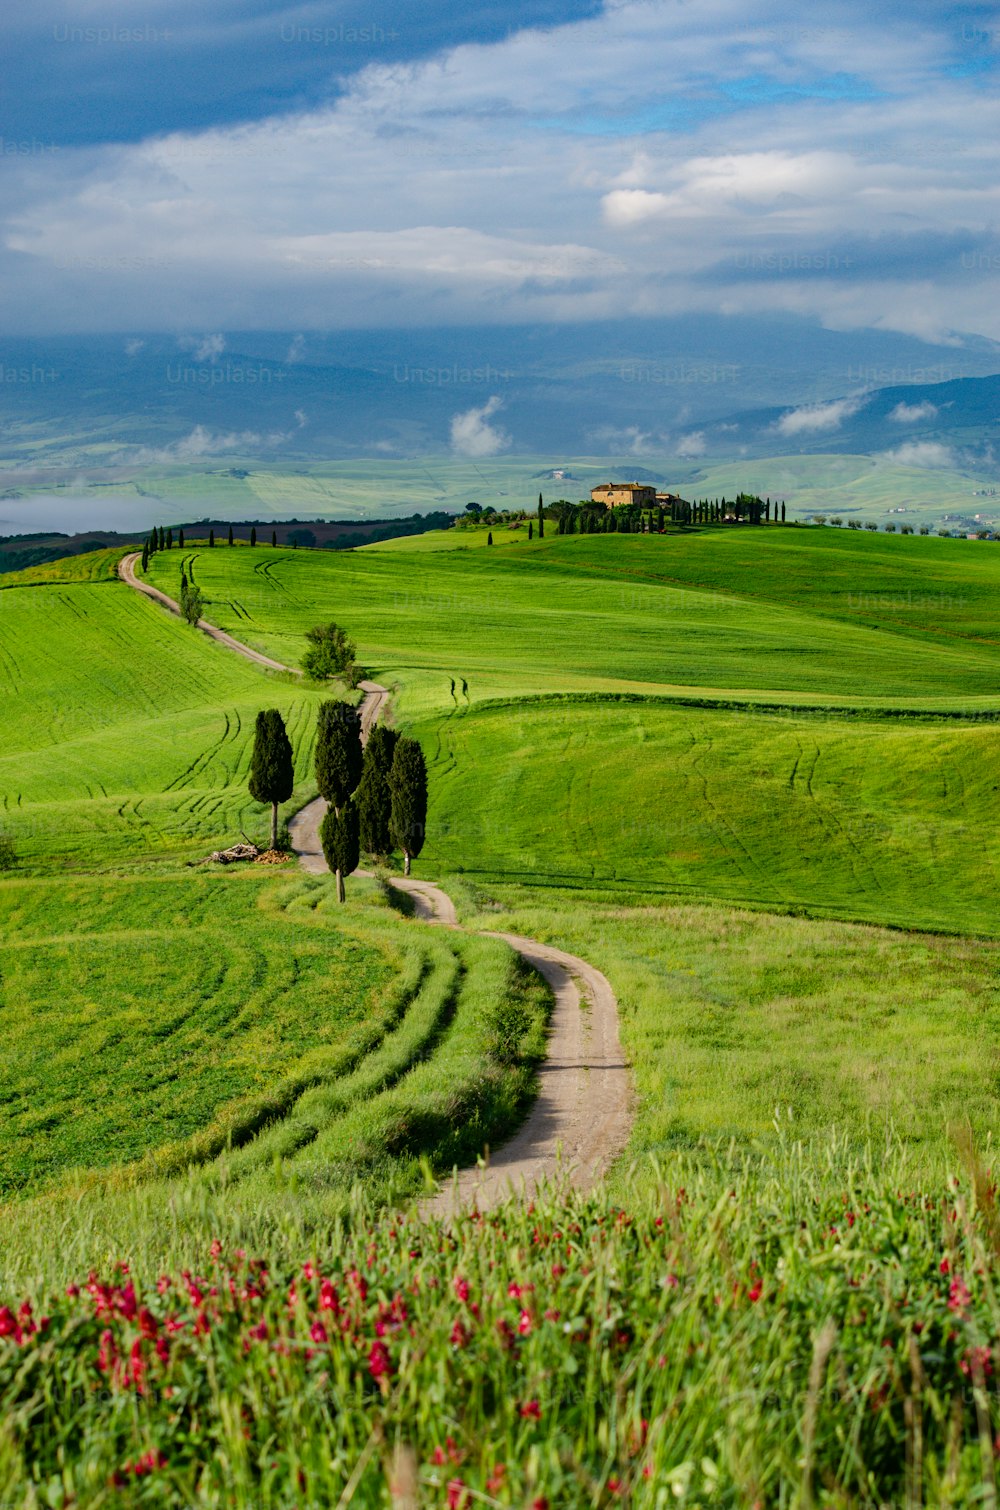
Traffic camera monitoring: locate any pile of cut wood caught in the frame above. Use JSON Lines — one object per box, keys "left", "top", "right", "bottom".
{"left": 209, "top": 841, "right": 259, "bottom": 865}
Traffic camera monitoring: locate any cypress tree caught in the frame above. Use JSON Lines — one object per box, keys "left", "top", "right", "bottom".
{"left": 166, "top": 528, "right": 173, "bottom": 549}
{"left": 228, "top": 525, "right": 234, "bottom": 546}
{"left": 389, "top": 737, "right": 427, "bottom": 877}
{"left": 250, "top": 527, "right": 257, "bottom": 547}
{"left": 528, "top": 521, "right": 533, "bottom": 540}
{"left": 159, "top": 527, "right": 166, "bottom": 551}
{"left": 487, "top": 531, "right": 493, "bottom": 545}
{"left": 248, "top": 709, "right": 294, "bottom": 849}
{"left": 357, "top": 724, "right": 399, "bottom": 858}
{"left": 314, "top": 701, "right": 363, "bottom": 814}
{"left": 141, "top": 539, "right": 149, "bottom": 572}
{"left": 209, "top": 528, "right": 215, "bottom": 547}
{"left": 781, "top": 502, "right": 786, "bottom": 523}
{"left": 272, "top": 529, "right": 277, "bottom": 547}
{"left": 178, "top": 529, "right": 185, "bottom": 548}
{"left": 320, "top": 798, "right": 360, "bottom": 903}
{"left": 537, "top": 493, "right": 544, "bottom": 539}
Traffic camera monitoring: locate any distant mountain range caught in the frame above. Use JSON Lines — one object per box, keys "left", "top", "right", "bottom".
{"left": 2, "top": 317, "right": 999, "bottom": 472}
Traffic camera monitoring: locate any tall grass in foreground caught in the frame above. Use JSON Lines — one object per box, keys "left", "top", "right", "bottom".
{"left": 1, "top": 1136, "right": 999, "bottom": 1506}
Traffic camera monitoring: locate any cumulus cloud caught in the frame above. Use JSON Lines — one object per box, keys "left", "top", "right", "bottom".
{"left": 128, "top": 423, "right": 293, "bottom": 463}
{"left": 879, "top": 440, "right": 955, "bottom": 467}
{"left": 675, "top": 431, "right": 706, "bottom": 457}
{"left": 449, "top": 395, "right": 510, "bottom": 457}
{"left": 775, "top": 394, "right": 867, "bottom": 436}
{"left": 179, "top": 333, "right": 226, "bottom": 363}
{"left": 124, "top": 337, "right": 145, "bottom": 356}
{"left": 286, "top": 334, "right": 305, "bottom": 363}
{"left": 889, "top": 399, "right": 938, "bottom": 423}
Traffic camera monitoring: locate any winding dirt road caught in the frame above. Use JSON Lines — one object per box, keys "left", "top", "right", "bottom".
{"left": 118, "top": 551, "right": 296, "bottom": 675}
{"left": 118, "top": 549, "right": 632, "bottom": 1210}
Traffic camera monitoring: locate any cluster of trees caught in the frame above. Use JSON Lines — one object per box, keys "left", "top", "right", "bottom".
{"left": 459, "top": 491, "right": 787, "bottom": 542}
{"left": 301, "top": 621, "right": 366, "bottom": 688}
{"left": 248, "top": 704, "right": 427, "bottom": 901}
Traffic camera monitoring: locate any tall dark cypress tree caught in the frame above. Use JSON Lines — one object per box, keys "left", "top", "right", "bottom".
{"left": 250, "top": 527, "right": 257, "bottom": 547}
{"left": 528, "top": 521, "right": 533, "bottom": 540}
{"left": 141, "top": 539, "right": 149, "bottom": 572}
{"left": 487, "top": 531, "right": 493, "bottom": 545}
{"left": 314, "top": 701, "right": 363, "bottom": 815}
{"left": 166, "top": 528, "right": 173, "bottom": 549}
{"left": 537, "top": 493, "right": 544, "bottom": 539}
{"left": 228, "top": 525, "right": 234, "bottom": 546}
{"left": 178, "top": 529, "right": 185, "bottom": 548}
{"left": 209, "top": 528, "right": 215, "bottom": 547}
{"left": 248, "top": 709, "right": 294, "bottom": 849}
{"left": 357, "top": 724, "right": 399, "bottom": 858}
{"left": 272, "top": 529, "right": 277, "bottom": 547}
{"left": 159, "top": 527, "right": 166, "bottom": 551}
{"left": 389, "top": 737, "right": 428, "bottom": 877}
{"left": 781, "top": 502, "right": 786, "bottom": 523}
{"left": 320, "top": 799, "right": 360, "bottom": 904}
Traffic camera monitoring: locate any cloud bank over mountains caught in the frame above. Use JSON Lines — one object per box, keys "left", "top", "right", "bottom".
{"left": 1, "top": 0, "right": 998, "bottom": 346}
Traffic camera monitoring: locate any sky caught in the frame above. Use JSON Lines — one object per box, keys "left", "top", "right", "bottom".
{"left": 2, "top": 0, "right": 1000, "bottom": 342}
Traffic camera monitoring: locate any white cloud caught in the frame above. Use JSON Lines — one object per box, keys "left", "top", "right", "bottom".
{"left": 124, "top": 337, "right": 145, "bottom": 356}
{"left": 127, "top": 423, "right": 294, "bottom": 463}
{"left": 879, "top": 440, "right": 954, "bottom": 467}
{"left": 286, "top": 333, "right": 305, "bottom": 363}
{"left": 775, "top": 394, "right": 867, "bottom": 436}
{"left": 889, "top": 399, "right": 938, "bottom": 423}
{"left": 178, "top": 333, "right": 226, "bottom": 363}
{"left": 676, "top": 431, "right": 706, "bottom": 457}
{"left": 449, "top": 395, "right": 510, "bottom": 457}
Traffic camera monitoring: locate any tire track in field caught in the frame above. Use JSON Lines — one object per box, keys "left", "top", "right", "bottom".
{"left": 118, "top": 553, "right": 294, "bottom": 674}
{"left": 288, "top": 686, "right": 633, "bottom": 1214}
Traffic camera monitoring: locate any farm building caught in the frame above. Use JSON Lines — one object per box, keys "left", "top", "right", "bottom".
{"left": 590, "top": 483, "right": 689, "bottom": 510}
{"left": 590, "top": 483, "right": 657, "bottom": 508}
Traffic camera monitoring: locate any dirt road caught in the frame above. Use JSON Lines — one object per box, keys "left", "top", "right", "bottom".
{"left": 118, "top": 551, "right": 297, "bottom": 675}
{"left": 119, "top": 548, "right": 632, "bottom": 1209}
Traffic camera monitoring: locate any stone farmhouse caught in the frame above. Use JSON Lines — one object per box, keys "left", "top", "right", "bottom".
{"left": 590, "top": 483, "right": 687, "bottom": 509}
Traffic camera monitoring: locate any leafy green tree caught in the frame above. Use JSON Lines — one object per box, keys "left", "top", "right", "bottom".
{"left": 248, "top": 709, "right": 294, "bottom": 849}
{"left": 315, "top": 701, "right": 363, "bottom": 814}
{"left": 357, "top": 724, "right": 399, "bottom": 858}
{"left": 389, "top": 737, "right": 428, "bottom": 876}
{"left": 320, "top": 798, "right": 360, "bottom": 903}
{"left": 179, "top": 570, "right": 203, "bottom": 626}
{"left": 302, "top": 622, "right": 357, "bottom": 681}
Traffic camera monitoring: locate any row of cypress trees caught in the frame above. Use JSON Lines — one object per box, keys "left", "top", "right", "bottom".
{"left": 247, "top": 703, "right": 427, "bottom": 902}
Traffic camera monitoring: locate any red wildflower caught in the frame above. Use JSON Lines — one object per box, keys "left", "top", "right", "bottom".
{"left": 156, "top": 1276, "right": 171, "bottom": 1295}
{"left": 129, "top": 1338, "right": 147, "bottom": 1395}
{"left": 518, "top": 1310, "right": 533, "bottom": 1336}
{"left": 961, "top": 1345, "right": 994, "bottom": 1380}
{"left": 97, "top": 1329, "right": 118, "bottom": 1378}
{"left": 508, "top": 1282, "right": 524, "bottom": 1299}
{"left": 450, "top": 1320, "right": 470, "bottom": 1348}
{"left": 318, "top": 1279, "right": 339, "bottom": 1313}
{"left": 748, "top": 1281, "right": 763, "bottom": 1303}
{"left": 209, "top": 1239, "right": 223, "bottom": 1260}
{"left": 347, "top": 1269, "right": 368, "bottom": 1302}
{"left": 519, "top": 1399, "right": 542, "bottom": 1419}
{"left": 65, "top": 1283, "right": 80, "bottom": 1299}
{"left": 940, "top": 1258, "right": 951, "bottom": 1275}
{"left": 446, "top": 1479, "right": 468, "bottom": 1510}
{"left": 486, "top": 1465, "right": 506, "bottom": 1494}
{"left": 368, "top": 1341, "right": 392, "bottom": 1379}
{"left": 453, "top": 1276, "right": 470, "bottom": 1303}
{"left": 310, "top": 1321, "right": 328, "bottom": 1345}
{"left": 0, "top": 1308, "right": 20, "bottom": 1345}
{"left": 302, "top": 1261, "right": 317, "bottom": 1281}
{"left": 948, "top": 1276, "right": 972, "bottom": 1316}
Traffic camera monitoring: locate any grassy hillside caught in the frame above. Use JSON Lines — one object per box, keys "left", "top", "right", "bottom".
{"left": 414, "top": 697, "right": 1000, "bottom": 935}
{"left": 145, "top": 533, "right": 1000, "bottom": 714}
{"left": 0, "top": 563, "right": 330, "bottom": 865}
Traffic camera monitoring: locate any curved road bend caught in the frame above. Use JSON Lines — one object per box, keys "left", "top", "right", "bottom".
{"left": 118, "top": 549, "right": 631, "bottom": 1210}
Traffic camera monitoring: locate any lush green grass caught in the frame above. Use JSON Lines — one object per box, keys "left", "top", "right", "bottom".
{"left": 145, "top": 533, "right": 1000, "bottom": 715}
{"left": 447, "top": 880, "right": 1000, "bottom": 1169}
{"left": 0, "top": 871, "right": 407, "bottom": 1196}
{"left": 1, "top": 1145, "right": 999, "bottom": 1507}
{"left": 0, "top": 562, "right": 334, "bottom": 865}
{"left": 415, "top": 697, "right": 1000, "bottom": 935}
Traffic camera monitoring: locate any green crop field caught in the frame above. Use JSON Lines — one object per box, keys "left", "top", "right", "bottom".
{"left": 5, "top": 519, "right": 1000, "bottom": 1503}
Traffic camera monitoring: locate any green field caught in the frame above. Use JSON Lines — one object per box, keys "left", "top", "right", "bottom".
{"left": 4, "top": 521, "right": 1000, "bottom": 1502}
